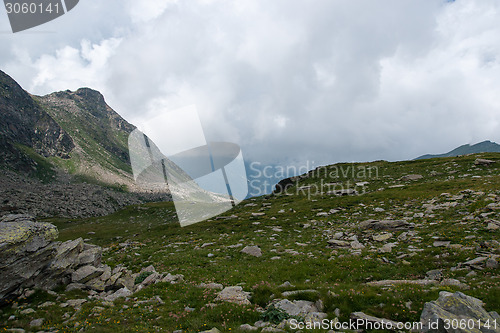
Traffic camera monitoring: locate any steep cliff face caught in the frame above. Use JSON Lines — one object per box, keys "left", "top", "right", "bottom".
{"left": 0, "top": 70, "right": 74, "bottom": 176}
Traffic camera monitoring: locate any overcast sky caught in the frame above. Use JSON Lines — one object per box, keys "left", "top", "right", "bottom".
{"left": 2, "top": 0, "right": 500, "bottom": 171}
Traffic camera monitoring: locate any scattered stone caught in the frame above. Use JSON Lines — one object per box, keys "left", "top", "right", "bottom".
{"left": 373, "top": 233, "right": 393, "bottom": 242}
{"left": 241, "top": 246, "right": 262, "bottom": 257}
{"left": 239, "top": 324, "right": 258, "bottom": 331}
{"left": 29, "top": 318, "right": 44, "bottom": 327}
{"left": 486, "top": 258, "right": 499, "bottom": 269}
{"left": 401, "top": 174, "right": 423, "bottom": 181}
{"left": 463, "top": 257, "right": 489, "bottom": 267}
{"left": 72, "top": 265, "right": 104, "bottom": 284}
{"left": 350, "top": 240, "right": 365, "bottom": 250}
{"left": 198, "top": 282, "right": 224, "bottom": 290}
{"left": 281, "top": 289, "right": 319, "bottom": 297}
{"left": 67, "top": 299, "right": 87, "bottom": 308}
{"left": 367, "top": 279, "right": 438, "bottom": 287}
{"left": 359, "top": 219, "right": 414, "bottom": 231}
{"left": 105, "top": 287, "right": 133, "bottom": 302}
{"left": 327, "top": 239, "right": 350, "bottom": 248}
{"left": 274, "top": 299, "right": 319, "bottom": 317}
{"left": 20, "top": 308, "right": 35, "bottom": 315}
{"left": 426, "top": 269, "right": 442, "bottom": 281}
{"left": 379, "top": 243, "right": 397, "bottom": 253}
{"left": 199, "top": 328, "right": 221, "bottom": 333}
{"left": 474, "top": 158, "right": 495, "bottom": 166}
{"left": 441, "top": 279, "right": 469, "bottom": 290}
{"left": 215, "top": 286, "right": 251, "bottom": 305}
{"left": 433, "top": 241, "right": 451, "bottom": 248}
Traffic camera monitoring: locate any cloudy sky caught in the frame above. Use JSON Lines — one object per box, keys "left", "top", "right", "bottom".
{"left": 2, "top": 0, "right": 500, "bottom": 173}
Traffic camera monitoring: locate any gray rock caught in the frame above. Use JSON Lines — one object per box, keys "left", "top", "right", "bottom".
{"left": 486, "top": 258, "right": 499, "bottom": 269}
{"left": 50, "top": 238, "right": 84, "bottom": 271}
{"left": 373, "top": 233, "right": 393, "bottom": 242}
{"left": 433, "top": 241, "right": 451, "bottom": 248}
{"left": 359, "top": 219, "right": 414, "bottom": 231}
{"left": 77, "top": 246, "right": 102, "bottom": 267}
{"left": 105, "top": 287, "right": 133, "bottom": 302}
{"left": 29, "top": 318, "right": 44, "bottom": 327}
{"left": 327, "top": 239, "right": 350, "bottom": 248}
{"left": 241, "top": 245, "right": 262, "bottom": 257}
{"left": 281, "top": 289, "right": 319, "bottom": 297}
{"left": 215, "top": 286, "right": 251, "bottom": 305}
{"left": 401, "top": 174, "right": 423, "bottom": 181}
{"left": 67, "top": 299, "right": 87, "bottom": 308}
{"left": 72, "top": 265, "right": 104, "bottom": 284}
{"left": 161, "top": 273, "right": 184, "bottom": 284}
{"left": 197, "top": 282, "right": 224, "bottom": 290}
{"left": 475, "top": 158, "right": 495, "bottom": 166}
{"left": 426, "top": 270, "right": 443, "bottom": 280}
{"left": 141, "top": 272, "right": 160, "bottom": 286}
{"left": 0, "top": 216, "right": 59, "bottom": 302}
{"left": 239, "top": 324, "right": 258, "bottom": 331}
{"left": 274, "top": 299, "right": 318, "bottom": 317}
{"left": 420, "top": 291, "right": 500, "bottom": 332}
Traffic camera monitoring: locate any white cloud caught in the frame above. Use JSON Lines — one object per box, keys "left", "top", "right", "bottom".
{"left": 2, "top": 0, "right": 500, "bottom": 169}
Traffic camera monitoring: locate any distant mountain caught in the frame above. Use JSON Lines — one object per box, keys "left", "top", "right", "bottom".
{"left": 415, "top": 140, "right": 500, "bottom": 160}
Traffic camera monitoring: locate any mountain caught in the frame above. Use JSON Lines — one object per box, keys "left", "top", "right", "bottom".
{"left": 35, "top": 87, "right": 137, "bottom": 188}
{"left": 0, "top": 70, "right": 171, "bottom": 217}
{"left": 0, "top": 70, "right": 74, "bottom": 179}
{"left": 415, "top": 140, "right": 500, "bottom": 160}
{"left": 0, "top": 69, "right": 139, "bottom": 188}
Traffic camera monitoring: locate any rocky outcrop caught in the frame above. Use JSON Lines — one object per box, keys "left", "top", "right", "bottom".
{"left": 420, "top": 291, "right": 500, "bottom": 333}
{"left": 0, "top": 214, "right": 59, "bottom": 303}
{"left": 0, "top": 215, "right": 184, "bottom": 305}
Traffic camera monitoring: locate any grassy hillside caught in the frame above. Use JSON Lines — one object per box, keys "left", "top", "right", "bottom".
{"left": 34, "top": 88, "right": 136, "bottom": 189}
{"left": 1, "top": 153, "right": 500, "bottom": 332}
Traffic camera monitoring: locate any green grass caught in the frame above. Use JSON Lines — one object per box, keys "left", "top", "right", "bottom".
{"left": 1, "top": 153, "right": 500, "bottom": 332}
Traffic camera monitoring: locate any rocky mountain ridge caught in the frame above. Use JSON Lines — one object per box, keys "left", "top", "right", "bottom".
{"left": 0, "top": 70, "right": 170, "bottom": 218}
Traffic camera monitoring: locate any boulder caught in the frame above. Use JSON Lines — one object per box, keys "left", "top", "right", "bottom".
{"left": 78, "top": 246, "right": 102, "bottom": 267}
{"left": 0, "top": 215, "right": 59, "bottom": 302}
{"left": 420, "top": 291, "right": 500, "bottom": 332}
{"left": 72, "top": 265, "right": 104, "bottom": 284}
{"left": 241, "top": 245, "right": 262, "bottom": 257}
{"left": 50, "top": 238, "right": 84, "bottom": 271}
{"left": 215, "top": 286, "right": 251, "bottom": 305}
{"left": 274, "top": 299, "right": 318, "bottom": 317}
{"left": 401, "top": 174, "right": 423, "bottom": 181}
{"left": 359, "top": 219, "right": 414, "bottom": 231}
{"left": 475, "top": 159, "right": 495, "bottom": 166}
{"left": 105, "top": 287, "right": 133, "bottom": 302}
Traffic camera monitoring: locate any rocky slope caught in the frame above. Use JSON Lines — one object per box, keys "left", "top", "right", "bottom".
{"left": 0, "top": 70, "right": 74, "bottom": 177}
{"left": 0, "top": 153, "right": 499, "bottom": 332}
{"left": 0, "top": 70, "right": 170, "bottom": 218}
